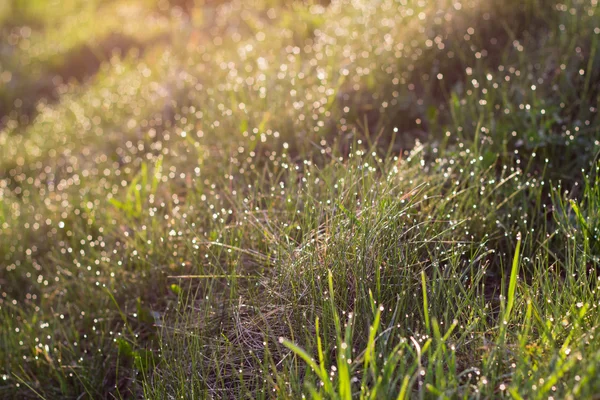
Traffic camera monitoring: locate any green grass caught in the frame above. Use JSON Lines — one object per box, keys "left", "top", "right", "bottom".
{"left": 1, "top": 0, "right": 600, "bottom": 398}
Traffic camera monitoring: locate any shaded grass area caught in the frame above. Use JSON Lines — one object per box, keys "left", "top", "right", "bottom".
{"left": 0, "top": 0, "right": 181, "bottom": 128}
{"left": 1, "top": 0, "right": 600, "bottom": 398}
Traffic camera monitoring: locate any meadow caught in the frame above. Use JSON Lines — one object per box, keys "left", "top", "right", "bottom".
{"left": 1, "top": 0, "right": 600, "bottom": 398}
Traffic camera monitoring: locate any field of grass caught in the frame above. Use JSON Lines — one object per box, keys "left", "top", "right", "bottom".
{"left": 1, "top": 0, "right": 600, "bottom": 398}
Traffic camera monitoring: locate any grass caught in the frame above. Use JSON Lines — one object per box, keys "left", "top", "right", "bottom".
{"left": 1, "top": 0, "right": 600, "bottom": 398}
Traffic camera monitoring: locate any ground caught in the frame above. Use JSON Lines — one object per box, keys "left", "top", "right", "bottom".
{"left": 1, "top": 0, "right": 600, "bottom": 398}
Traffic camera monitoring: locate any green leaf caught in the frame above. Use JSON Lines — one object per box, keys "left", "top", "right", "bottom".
{"left": 505, "top": 233, "right": 522, "bottom": 322}
{"left": 281, "top": 339, "right": 329, "bottom": 387}
{"left": 170, "top": 283, "right": 182, "bottom": 296}
{"left": 116, "top": 337, "right": 133, "bottom": 360}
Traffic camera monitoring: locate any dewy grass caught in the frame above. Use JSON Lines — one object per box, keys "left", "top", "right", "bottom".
{"left": 2, "top": 0, "right": 600, "bottom": 398}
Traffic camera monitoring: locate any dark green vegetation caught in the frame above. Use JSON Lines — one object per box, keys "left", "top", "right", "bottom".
{"left": 1, "top": 0, "right": 600, "bottom": 398}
